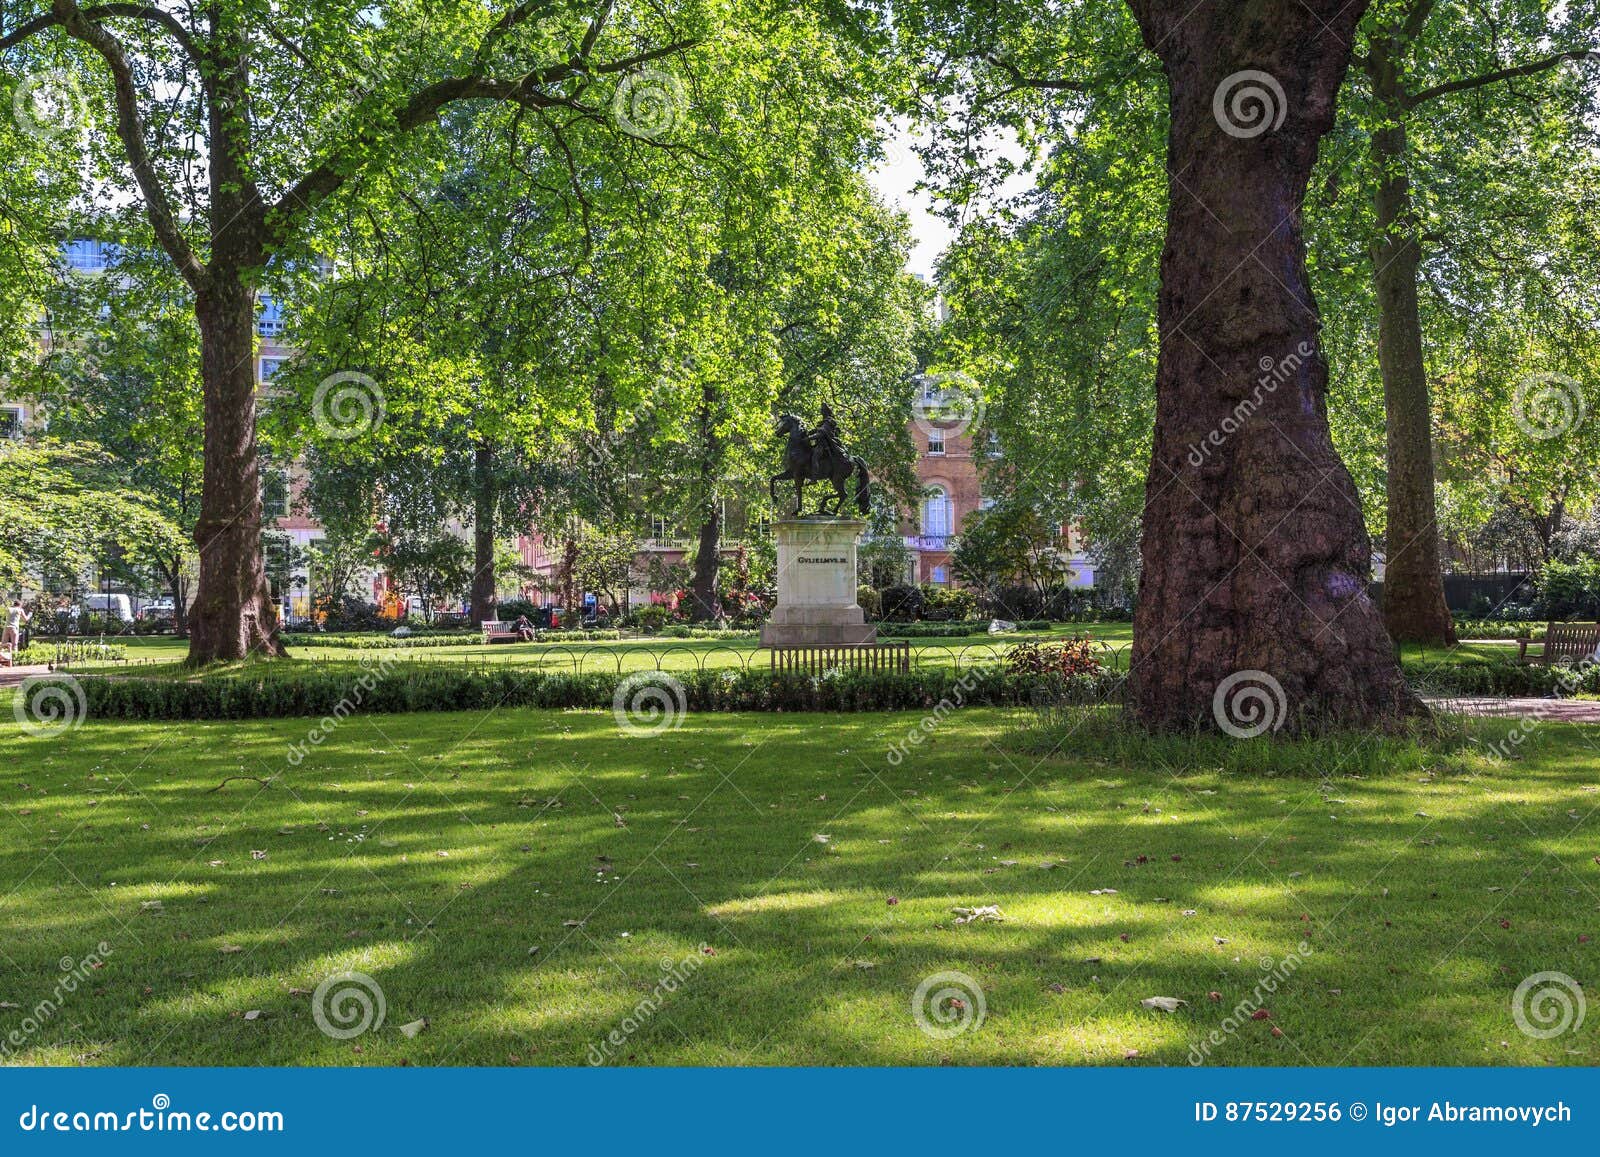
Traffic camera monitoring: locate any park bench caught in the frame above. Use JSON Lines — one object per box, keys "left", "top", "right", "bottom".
{"left": 481, "top": 620, "right": 526, "bottom": 645}
{"left": 1517, "top": 622, "right": 1600, "bottom": 667}
{"left": 768, "top": 642, "right": 912, "bottom": 676}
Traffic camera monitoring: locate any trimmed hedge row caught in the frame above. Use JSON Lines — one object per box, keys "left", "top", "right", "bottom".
{"left": 42, "top": 666, "right": 1124, "bottom": 723}
{"left": 1402, "top": 659, "right": 1600, "bottom": 697}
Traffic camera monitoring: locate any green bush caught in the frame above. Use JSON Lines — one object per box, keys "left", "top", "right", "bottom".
{"left": 1536, "top": 558, "right": 1600, "bottom": 620}
{"left": 30, "top": 665, "right": 1125, "bottom": 723}
{"left": 1402, "top": 658, "right": 1600, "bottom": 697}
{"left": 856, "top": 586, "right": 882, "bottom": 620}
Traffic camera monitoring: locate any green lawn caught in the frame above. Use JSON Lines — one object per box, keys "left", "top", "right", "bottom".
{"left": 52, "top": 624, "right": 1521, "bottom": 677}
{"left": 2, "top": 701, "right": 1596, "bottom": 1066}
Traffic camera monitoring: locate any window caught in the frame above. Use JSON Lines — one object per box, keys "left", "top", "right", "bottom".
{"left": 922, "top": 487, "right": 952, "bottom": 538}
{"left": 931, "top": 565, "right": 949, "bottom": 585}
{"left": 979, "top": 497, "right": 996, "bottom": 512}
{"left": 261, "top": 470, "right": 291, "bottom": 518}
{"left": 650, "top": 515, "right": 676, "bottom": 541}
{"left": 257, "top": 295, "right": 285, "bottom": 337}
{"left": 62, "top": 239, "right": 111, "bottom": 273}
{"left": 0, "top": 407, "right": 22, "bottom": 439}
{"left": 259, "top": 358, "right": 284, "bottom": 382}
{"left": 927, "top": 429, "right": 945, "bottom": 455}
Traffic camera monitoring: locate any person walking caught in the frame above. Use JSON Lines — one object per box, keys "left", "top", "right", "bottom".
{"left": 2, "top": 597, "right": 31, "bottom": 657}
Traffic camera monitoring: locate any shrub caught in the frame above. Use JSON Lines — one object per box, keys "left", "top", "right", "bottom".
{"left": 856, "top": 586, "right": 882, "bottom": 620}
{"left": 1003, "top": 639, "right": 1103, "bottom": 678}
{"left": 879, "top": 585, "right": 923, "bottom": 621}
{"left": 1536, "top": 559, "right": 1600, "bottom": 620}
{"left": 629, "top": 604, "right": 673, "bottom": 634}
{"left": 921, "top": 586, "right": 978, "bottom": 621}
{"left": 33, "top": 664, "right": 1125, "bottom": 723}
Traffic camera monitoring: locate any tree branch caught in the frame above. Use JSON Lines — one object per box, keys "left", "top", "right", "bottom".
{"left": 264, "top": 18, "right": 696, "bottom": 254}
{"left": 980, "top": 51, "right": 1088, "bottom": 93}
{"left": 0, "top": 2, "right": 202, "bottom": 62}
{"left": 48, "top": 0, "right": 206, "bottom": 289}
{"left": 1408, "top": 47, "right": 1597, "bottom": 106}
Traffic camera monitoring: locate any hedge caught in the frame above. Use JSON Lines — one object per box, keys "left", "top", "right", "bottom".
{"left": 30, "top": 666, "right": 1125, "bottom": 723}
{"left": 1402, "top": 659, "right": 1600, "bottom": 697}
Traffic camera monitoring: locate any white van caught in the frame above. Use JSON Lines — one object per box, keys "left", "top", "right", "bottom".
{"left": 81, "top": 593, "right": 134, "bottom": 622}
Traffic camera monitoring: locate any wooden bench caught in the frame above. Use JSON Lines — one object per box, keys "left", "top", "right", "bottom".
{"left": 481, "top": 620, "right": 526, "bottom": 644}
{"left": 769, "top": 642, "right": 912, "bottom": 676}
{"left": 1518, "top": 622, "right": 1600, "bottom": 666}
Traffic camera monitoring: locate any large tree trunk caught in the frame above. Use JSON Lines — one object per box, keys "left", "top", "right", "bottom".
{"left": 688, "top": 506, "right": 722, "bottom": 621}
{"left": 1368, "top": 61, "right": 1456, "bottom": 645}
{"left": 1125, "top": 0, "right": 1418, "bottom": 730}
{"left": 470, "top": 443, "right": 497, "bottom": 626}
{"left": 686, "top": 381, "right": 724, "bottom": 622}
{"left": 186, "top": 277, "right": 285, "bottom": 662}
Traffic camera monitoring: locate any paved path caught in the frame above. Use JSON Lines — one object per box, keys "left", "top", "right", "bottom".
{"left": 0, "top": 665, "right": 51, "bottom": 688}
{"left": 1426, "top": 696, "right": 1600, "bottom": 723}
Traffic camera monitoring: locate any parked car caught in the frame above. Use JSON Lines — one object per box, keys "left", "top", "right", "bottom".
{"left": 81, "top": 593, "right": 134, "bottom": 622}
{"left": 141, "top": 599, "right": 176, "bottom": 621}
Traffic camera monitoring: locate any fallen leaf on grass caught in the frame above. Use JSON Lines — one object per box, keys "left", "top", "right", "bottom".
{"left": 249, "top": 850, "right": 267, "bottom": 860}
{"left": 952, "top": 905, "right": 1005, "bottom": 925}
{"left": 1141, "top": 996, "right": 1187, "bottom": 1013}
{"left": 397, "top": 1018, "right": 429, "bottom": 1039}
{"left": 562, "top": 919, "right": 585, "bottom": 928}
{"left": 242, "top": 1009, "right": 264, "bottom": 1021}
{"left": 217, "top": 944, "right": 244, "bottom": 954}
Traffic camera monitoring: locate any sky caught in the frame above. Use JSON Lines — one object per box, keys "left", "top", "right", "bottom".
{"left": 865, "top": 120, "right": 1034, "bottom": 281}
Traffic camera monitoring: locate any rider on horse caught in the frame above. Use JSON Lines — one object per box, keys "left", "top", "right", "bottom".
{"left": 808, "top": 403, "right": 847, "bottom": 478}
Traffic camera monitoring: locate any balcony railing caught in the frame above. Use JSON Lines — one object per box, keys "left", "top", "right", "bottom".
{"left": 907, "top": 535, "right": 955, "bottom": 551}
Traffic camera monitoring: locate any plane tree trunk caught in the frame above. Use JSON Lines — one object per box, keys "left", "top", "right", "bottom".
{"left": 470, "top": 443, "right": 498, "bottom": 626}
{"left": 1365, "top": 41, "right": 1456, "bottom": 646}
{"left": 1124, "top": 0, "right": 1419, "bottom": 730}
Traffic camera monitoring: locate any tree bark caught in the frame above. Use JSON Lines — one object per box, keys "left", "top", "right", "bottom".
{"left": 1125, "top": 0, "right": 1418, "bottom": 730}
{"left": 1367, "top": 48, "right": 1457, "bottom": 645}
{"left": 688, "top": 507, "right": 722, "bottom": 621}
{"left": 186, "top": 277, "right": 285, "bottom": 661}
{"left": 470, "top": 443, "right": 497, "bottom": 625}
{"left": 686, "top": 381, "right": 723, "bottom": 621}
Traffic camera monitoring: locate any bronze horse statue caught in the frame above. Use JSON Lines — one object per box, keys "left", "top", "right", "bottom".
{"left": 770, "top": 413, "right": 871, "bottom": 517}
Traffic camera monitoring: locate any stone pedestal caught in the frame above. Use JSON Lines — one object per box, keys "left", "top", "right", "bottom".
{"left": 760, "top": 518, "right": 878, "bottom": 646}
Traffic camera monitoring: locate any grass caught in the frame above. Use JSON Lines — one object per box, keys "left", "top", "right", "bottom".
{"left": 2, "top": 698, "right": 1597, "bottom": 1066}
{"left": 50, "top": 624, "right": 1522, "bottom": 679}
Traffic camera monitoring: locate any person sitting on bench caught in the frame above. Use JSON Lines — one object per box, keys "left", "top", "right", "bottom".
{"left": 515, "top": 614, "right": 536, "bottom": 642}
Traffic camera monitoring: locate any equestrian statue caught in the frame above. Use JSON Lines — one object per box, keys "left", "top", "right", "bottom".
{"left": 770, "top": 403, "right": 871, "bottom": 518}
